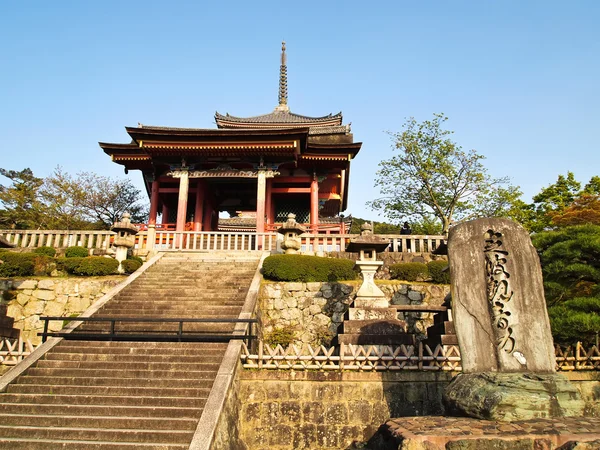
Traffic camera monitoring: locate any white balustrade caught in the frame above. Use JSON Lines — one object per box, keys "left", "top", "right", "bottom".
{"left": 151, "top": 231, "right": 280, "bottom": 251}
{"left": 0, "top": 230, "right": 115, "bottom": 249}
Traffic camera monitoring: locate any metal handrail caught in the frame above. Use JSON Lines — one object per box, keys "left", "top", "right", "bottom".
{"left": 39, "top": 316, "right": 258, "bottom": 345}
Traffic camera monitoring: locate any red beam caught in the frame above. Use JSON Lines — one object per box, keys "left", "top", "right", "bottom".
{"left": 271, "top": 187, "right": 310, "bottom": 194}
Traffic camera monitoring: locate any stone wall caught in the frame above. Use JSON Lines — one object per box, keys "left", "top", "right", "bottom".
{"left": 237, "top": 371, "right": 454, "bottom": 450}
{"left": 0, "top": 277, "right": 124, "bottom": 344}
{"left": 259, "top": 281, "right": 450, "bottom": 345}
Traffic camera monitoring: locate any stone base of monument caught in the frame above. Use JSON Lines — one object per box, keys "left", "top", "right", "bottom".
{"left": 367, "top": 416, "right": 600, "bottom": 450}
{"left": 443, "top": 372, "right": 585, "bottom": 421}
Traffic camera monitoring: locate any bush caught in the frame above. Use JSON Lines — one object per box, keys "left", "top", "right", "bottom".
{"left": 262, "top": 255, "right": 357, "bottom": 282}
{"left": 73, "top": 257, "right": 119, "bottom": 276}
{"left": 127, "top": 255, "right": 144, "bottom": 266}
{"left": 33, "top": 246, "right": 57, "bottom": 257}
{"left": 0, "top": 252, "right": 35, "bottom": 277}
{"left": 427, "top": 260, "right": 450, "bottom": 284}
{"left": 122, "top": 259, "right": 142, "bottom": 274}
{"left": 56, "top": 257, "right": 84, "bottom": 274}
{"left": 264, "top": 327, "right": 296, "bottom": 347}
{"left": 390, "top": 262, "right": 429, "bottom": 282}
{"left": 65, "top": 246, "right": 89, "bottom": 258}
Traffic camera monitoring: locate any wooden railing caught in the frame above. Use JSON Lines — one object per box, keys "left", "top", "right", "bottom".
{"left": 299, "top": 233, "right": 446, "bottom": 253}
{"left": 0, "top": 229, "right": 445, "bottom": 253}
{"left": 241, "top": 342, "right": 600, "bottom": 372}
{"left": 145, "top": 231, "right": 280, "bottom": 252}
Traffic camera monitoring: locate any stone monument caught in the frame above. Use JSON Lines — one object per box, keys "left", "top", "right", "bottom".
{"left": 443, "top": 218, "right": 584, "bottom": 420}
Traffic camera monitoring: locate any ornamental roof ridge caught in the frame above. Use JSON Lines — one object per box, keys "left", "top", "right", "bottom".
{"left": 214, "top": 110, "right": 343, "bottom": 125}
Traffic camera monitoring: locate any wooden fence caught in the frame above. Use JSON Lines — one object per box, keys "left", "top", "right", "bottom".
{"left": 241, "top": 341, "right": 600, "bottom": 372}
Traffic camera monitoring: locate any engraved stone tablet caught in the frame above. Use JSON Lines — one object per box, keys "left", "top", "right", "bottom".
{"left": 447, "top": 218, "right": 555, "bottom": 374}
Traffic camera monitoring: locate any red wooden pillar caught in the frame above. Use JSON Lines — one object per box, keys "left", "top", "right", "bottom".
{"left": 256, "top": 170, "right": 266, "bottom": 234}
{"left": 175, "top": 171, "right": 189, "bottom": 232}
{"left": 310, "top": 176, "right": 319, "bottom": 232}
{"left": 194, "top": 180, "right": 205, "bottom": 232}
{"left": 148, "top": 180, "right": 160, "bottom": 226}
{"left": 265, "top": 178, "right": 273, "bottom": 230}
{"left": 203, "top": 197, "right": 213, "bottom": 232}
{"left": 161, "top": 204, "right": 169, "bottom": 225}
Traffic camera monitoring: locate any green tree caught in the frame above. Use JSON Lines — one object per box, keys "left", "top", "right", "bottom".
{"left": 369, "top": 113, "right": 520, "bottom": 234}
{"left": 0, "top": 168, "right": 45, "bottom": 229}
{"left": 527, "top": 172, "right": 581, "bottom": 232}
{"left": 532, "top": 225, "right": 600, "bottom": 346}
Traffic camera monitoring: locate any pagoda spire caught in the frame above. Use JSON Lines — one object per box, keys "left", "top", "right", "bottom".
{"left": 275, "top": 41, "right": 289, "bottom": 113}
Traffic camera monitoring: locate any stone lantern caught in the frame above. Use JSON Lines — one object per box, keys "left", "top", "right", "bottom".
{"left": 111, "top": 212, "right": 139, "bottom": 274}
{"left": 345, "top": 223, "right": 389, "bottom": 307}
{"left": 276, "top": 214, "right": 306, "bottom": 254}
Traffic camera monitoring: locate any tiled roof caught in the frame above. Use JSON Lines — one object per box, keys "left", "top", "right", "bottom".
{"left": 308, "top": 125, "right": 350, "bottom": 135}
{"left": 215, "top": 111, "right": 343, "bottom": 125}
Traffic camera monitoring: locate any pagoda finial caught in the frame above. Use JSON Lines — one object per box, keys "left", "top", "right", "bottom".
{"left": 275, "top": 40, "right": 289, "bottom": 113}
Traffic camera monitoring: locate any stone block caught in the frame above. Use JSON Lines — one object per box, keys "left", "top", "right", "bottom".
{"left": 316, "top": 425, "right": 340, "bottom": 448}
{"left": 43, "top": 301, "right": 65, "bottom": 317}
{"left": 260, "top": 402, "right": 280, "bottom": 425}
{"left": 267, "top": 424, "right": 293, "bottom": 446}
{"left": 348, "top": 307, "right": 397, "bottom": 320}
{"left": 273, "top": 298, "right": 285, "bottom": 310}
{"left": 324, "top": 402, "right": 348, "bottom": 424}
{"left": 348, "top": 401, "right": 372, "bottom": 424}
{"left": 280, "top": 401, "right": 301, "bottom": 423}
{"left": 302, "top": 401, "right": 324, "bottom": 423}
{"left": 306, "top": 282, "right": 321, "bottom": 292}
{"left": 443, "top": 372, "right": 585, "bottom": 421}
{"left": 37, "top": 279, "right": 55, "bottom": 290}
{"left": 285, "top": 297, "right": 297, "bottom": 308}
{"left": 292, "top": 424, "right": 317, "bottom": 450}
{"left": 311, "top": 383, "right": 342, "bottom": 401}
{"left": 287, "top": 282, "right": 303, "bottom": 291}
{"left": 407, "top": 290, "right": 423, "bottom": 301}
{"left": 13, "top": 280, "right": 37, "bottom": 290}
{"left": 6, "top": 303, "right": 24, "bottom": 321}
{"left": 362, "top": 383, "right": 384, "bottom": 402}
{"left": 264, "top": 381, "right": 289, "bottom": 400}
{"left": 16, "top": 293, "right": 30, "bottom": 306}
{"left": 559, "top": 441, "right": 600, "bottom": 450}
{"left": 33, "top": 289, "right": 55, "bottom": 301}
{"left": 289, "top": 382, "right": 311, "bottom": 400}
{"left": 23, "top": 300, "right": 44, "bottom": 316}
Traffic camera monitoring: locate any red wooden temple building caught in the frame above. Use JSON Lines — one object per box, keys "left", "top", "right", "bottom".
{"left": 100, "top": 43, "right": 361, "bottom": 235}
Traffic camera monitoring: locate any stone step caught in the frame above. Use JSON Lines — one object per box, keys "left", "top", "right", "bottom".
{"left": 34, "top": 360, "right": 221, "bottom": 372}
{"left": 15, "top": 376, "right": 215, "bottom": 389}
{"left": 7, "top": 384, "right": 211, "bottom": 398}
{"left": 0, "top": 413, "right": 197, "bottom": 430}
{"left": 337, "top": 334, "right": 415, "bottom": 345}
{"left": 0, "top": 424, "right": 193, "bottom": 444}
{"left": 54, "top": 341, "right": 227, "bottom": 349}
{"left": 43, "top": 352, "right": 222, "bottom": 363}
{"left": 0, "top": 392, "right": 205, "bottom": 408}
{"left": 0, "top": 402, "right": 203, "bottom": 418}
{"left": 51, "top": 346, "right": 226, "bottom": 356}
{"left": 106, "top": 297, "right": 246, "bottom": 303}
{"left": 0, "top": 437, "right": 188, "bottom": 449}
{"left": 93, "top": 309, "right": 243, "bottom": 316}
{"left": 26, "top": 367, "right": 218, "bottom": 379}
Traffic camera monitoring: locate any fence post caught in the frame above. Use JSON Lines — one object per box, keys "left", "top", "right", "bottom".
{"left": 258, "top": 340, "right": 263, "bottom": 369}
{"left": 339, "top": 342, "right": 345, "bottom": 371}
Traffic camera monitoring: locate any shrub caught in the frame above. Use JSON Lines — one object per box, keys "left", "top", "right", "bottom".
{"left": 262, "top": 255, "right": 357, "bottom": 282}
{"left": 264, "top": 327, "right": 296, "bottom": 347}
{"left": 127, "top": 255, "right": 144, "bottom": 266}
{"left": 390, "top": 262, "right": 429, "bottom": 282}
{"left": 56, "top": 257, "right": 84, "bottom": 274}
{"left": 122, "top": 259, "right": 142, "bottom": 274}
{"left": 427, "top": 260, "right": 450, "bottom": 284}
{"left": 0, "top": 252, "right": 35, "bottom": 277}
{"left": 73, "top": 257, "right": 119, "bottom": 276}
{"left": 65, "top": 246, "right": 89, "bottom": 258}
{"left": 33, "top": 246, "right": 57, "bottom": 257}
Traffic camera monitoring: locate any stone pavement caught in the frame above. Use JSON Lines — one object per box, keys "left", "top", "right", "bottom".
{"left": 375, "top": 416, "right": 600, "bottom": 449}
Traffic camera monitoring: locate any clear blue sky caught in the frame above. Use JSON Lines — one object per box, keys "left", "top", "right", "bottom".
{"left": 1, "top": 1, "right": 598, "bottom": 221}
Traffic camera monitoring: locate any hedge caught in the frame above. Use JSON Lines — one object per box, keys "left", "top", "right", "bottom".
{"left": 0, "top": 252, "right": 54, "bottom": 277}
{"left": 122, "top": 259, "right": 142, "bottom": 273}
{"left": 389, "top": 262, "right": 429, "bottom": 282}
{"left": 56, "top": 257, "right": 84, "bottom": 274}
{"left": 427, "top": 260, "right": 450, "bottom": 284}
{"left": 0, "top": 252, "right": 35, "bottom": 277}
{"left": 65, "top": 246, "right": 89, "bottom": 258}
{"left": 73, "top": 257, "right": 119, "bottom": 276}
{"left": 33, "top": 246, "right": 57, "bottom": 257}
{"left": 262, "top": 254, "right": 357, "bottom": 282}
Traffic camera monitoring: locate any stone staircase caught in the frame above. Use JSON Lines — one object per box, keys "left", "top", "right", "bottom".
{"left": 0, "top": 251, "right": 262, "bottom": 449}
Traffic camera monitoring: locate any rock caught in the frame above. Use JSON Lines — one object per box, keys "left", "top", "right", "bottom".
{"left": 558, "top": 440, "right": 600, "bottom": 450}
{"left": 287, "top": 282, "right": 303, "bottom": 291}
{"left": 37, "top": 279, "right": 55, "bottom": 290}
{"left": 407, "top": 291, "right": 423, "bottom": 302}
{"left": 443, "top": 372, "right": 585, "bottom": 421}
{"left": 33, "top": 289, "right": 55, "bottom": 301}
{"left": 43, "top": 301, "right": 66, "bottom": 317}
{"left": 306, "top": 282, "right": 321, "bottom": 292}
{"left": 23, "top": 300, "right": 44, "bottom": 316}
{"left": 13, "top": 280, "right": 37, "bottom": 290}
{"left": 285, "top": 297, "right": 298, "bottom": 309}
{"left": 274, "top": 298, "right": 286, "bottom": 310}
